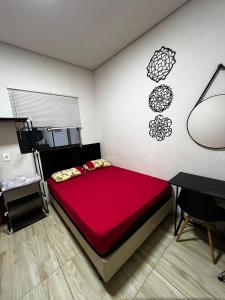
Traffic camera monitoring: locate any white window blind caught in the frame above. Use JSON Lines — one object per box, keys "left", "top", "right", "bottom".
{"left": 8, "top": 89, "right": 81, "bottom": 128}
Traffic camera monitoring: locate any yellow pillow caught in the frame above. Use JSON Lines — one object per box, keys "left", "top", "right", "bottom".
{"left": 83, "top": 159, "right": 111, "bottom": 171}
{"left": 98, "top": 159, "right": 111, "bottom": 167}
{"left": 51, "top": 167, "right": 81, "bottom": 182}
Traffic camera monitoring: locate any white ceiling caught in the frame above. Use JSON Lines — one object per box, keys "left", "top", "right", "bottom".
{"left": 0, "top": 0, "right": 188, "bottom": 70}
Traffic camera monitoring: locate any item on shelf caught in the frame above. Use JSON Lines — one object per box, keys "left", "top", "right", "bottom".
{"left": 0, "top": 174, "right": 41, "bottom": 192}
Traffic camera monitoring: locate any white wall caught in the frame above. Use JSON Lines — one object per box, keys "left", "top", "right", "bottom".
{"left": 0, "top": 43, "right": 97, "bottom": 181}
{"left": 94, "top": 0, "right": 225, "bottom": 182}
{"left": 1, "top": 0, "right": 225, "bottom": 184}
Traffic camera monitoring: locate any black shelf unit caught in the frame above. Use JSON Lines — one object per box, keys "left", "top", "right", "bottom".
{"left": 7, "top": 192, "right": 43, "bottom": 219}
{"left": 10, "top": 209, "right": 46, "bottom": 233}
{"left": 0, "top": 117, "right": 49, "bottom": 233}
{"left": 2, "top": 182, "right": 48, "bottom": 234}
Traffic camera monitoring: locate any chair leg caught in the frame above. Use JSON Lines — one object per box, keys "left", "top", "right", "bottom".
{"left": 176, "top": 215, "right": 190, "bottom": 242}
{"left": 207, "top": 223, "right": 215, "bottom": 264}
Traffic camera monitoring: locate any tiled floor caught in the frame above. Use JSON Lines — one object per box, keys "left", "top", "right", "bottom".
{"left": 0, "top": 206, "right": 225, "bottom": 299}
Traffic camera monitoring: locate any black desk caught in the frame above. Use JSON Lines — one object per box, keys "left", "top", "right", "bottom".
{"left": 169, "top": 172, "right": 225, "bottom": 236}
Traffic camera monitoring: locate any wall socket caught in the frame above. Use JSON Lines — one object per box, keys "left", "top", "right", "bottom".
{"left": 2, "top": 153, "right": 11, "bottom": 162}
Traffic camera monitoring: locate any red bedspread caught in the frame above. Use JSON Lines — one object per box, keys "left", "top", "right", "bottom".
{"left": 47, "top": 166, "right": 170, "bottom": 255}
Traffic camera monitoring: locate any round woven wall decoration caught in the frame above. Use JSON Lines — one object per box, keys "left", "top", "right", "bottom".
{"left": 149, "top": 114, "right": 172, "bottom": 141}
{"left": 149, "top": 85, "right": 173, "bottom": 113}
{"left": 147, "top": 46, "right": 176, "bottom": 82}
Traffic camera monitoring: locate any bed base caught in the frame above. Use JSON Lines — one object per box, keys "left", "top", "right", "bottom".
{"left": 49, "top": 194, "right": 172, "bottom": 282}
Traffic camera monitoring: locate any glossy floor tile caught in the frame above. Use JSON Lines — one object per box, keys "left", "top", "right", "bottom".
{"left": 42, "top": 205, "right": 64, "bottom": 230}
{"left": 21, "top": 269, "right": 73, "bottom": 300}
{"left": 46, "top": 223, "right": 81, "bottom": 266}
{"left": 0, "top": 208, "right": 225, "bottom": 300}
{"left": 62, "top": 251, "right": 153, "bottom": 300}
{"left": 0, "top": 220, "right": 46, "bottom": 254}
{"left": 137, "top": 219, "right": 174, "bottom": 267}
{"left": 155, "top": 227, "right": 225, "bottom": 299}
{"left": 135, "top": 269, "right": 187, "bottom": 299}
{"left": 0, "top": 225, "right": 59, "bottom": 299}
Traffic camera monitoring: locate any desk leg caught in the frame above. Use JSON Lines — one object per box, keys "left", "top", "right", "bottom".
{"left": 5, "top": 211, "right": 13, "bottom": 234}
{"left": 174, "top": 186, "right": 184, "bottom": 236}
{"left": 218, "top": 270, "right": 225, "bottom": 282}
{"left": 174, "top": 186, "right": 178, "bottom": 236}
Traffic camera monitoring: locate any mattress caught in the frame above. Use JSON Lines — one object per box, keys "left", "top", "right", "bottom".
{"left": 47, "top": 166, "right": 171, "bottom": 255}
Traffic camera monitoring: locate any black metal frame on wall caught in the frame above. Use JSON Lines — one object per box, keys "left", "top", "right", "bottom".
{"left": 186, "top": 63, "right": 225, "bottom": 150}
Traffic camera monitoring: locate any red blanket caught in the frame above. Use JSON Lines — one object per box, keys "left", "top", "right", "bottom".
{"left": 47, "top": 166, "right": 170, "bottom": 255}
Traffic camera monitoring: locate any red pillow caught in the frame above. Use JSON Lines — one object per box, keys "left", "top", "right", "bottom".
{"left": 83, "top": 161, "right": 95, "bottom": 171}
{"left": 74, "top": 166, "right": 86, "bottom": 175}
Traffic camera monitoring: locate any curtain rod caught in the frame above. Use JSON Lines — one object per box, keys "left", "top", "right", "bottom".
{"left": 47, "top": 127, "right": 82, "bottom": 131}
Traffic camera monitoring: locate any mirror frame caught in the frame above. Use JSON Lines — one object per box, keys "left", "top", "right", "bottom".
{"left": 187, "top": 94, "right": 225, "bottom": 150}
{"left": 186, "top": 64, "right": 225, "bottom": 150}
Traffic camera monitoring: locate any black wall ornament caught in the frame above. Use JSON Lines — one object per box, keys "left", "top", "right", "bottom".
{"left": 149, "top": 115, "right": 172, "bottom": 141}
{"left": 147, "top": 46, "right": 176, "bottom": 82}
{"left": 187, "top": 64, "right": 225, "bottom": 149}
{"left": 149, "top": 85, "right": 173, "bottom": 113}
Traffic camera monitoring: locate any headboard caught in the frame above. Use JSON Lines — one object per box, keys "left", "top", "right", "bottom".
{"left": 40, "top": 143, "right": 101, "bottom": 180}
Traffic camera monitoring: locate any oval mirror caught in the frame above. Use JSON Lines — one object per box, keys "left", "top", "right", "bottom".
{"left": 187, "top": 94, "right": 225, "bottom": 149}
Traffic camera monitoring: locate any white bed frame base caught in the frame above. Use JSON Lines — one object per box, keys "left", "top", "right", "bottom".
{"left": 50, "top": 194, "right": 172, "bottom": 282}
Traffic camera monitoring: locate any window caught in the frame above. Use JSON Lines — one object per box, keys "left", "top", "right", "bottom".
{"left": 8, "top": 89, "right": 82, "bottom": 152}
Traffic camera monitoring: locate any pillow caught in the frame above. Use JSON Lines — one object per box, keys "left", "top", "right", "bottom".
{"left": 51, "top": 166, "right": 84, "bottom": 182}
{"left": 83, "top": 161, "right": 96, "bottom": 171}
{"left": 100, "top": 159, "right": 111, "bottom": 167}
{"left": 83, "top": 159, "right": 111, "bottom": 171}
{"left": 75, "top": 166, "right": 86, "bottom": 175}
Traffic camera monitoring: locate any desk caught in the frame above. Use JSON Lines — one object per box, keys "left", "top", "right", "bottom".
{"left": 169, "top": 172, "right": 225, "bottom": 236}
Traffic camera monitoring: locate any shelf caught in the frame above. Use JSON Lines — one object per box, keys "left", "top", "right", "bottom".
{"left": 11, "top": 208, "right": 46, "bottom": 233}
{"left": 0, "top": 117, "right": 28, "bottom": 122}
{"left": 2, "top": 178, "right": 48, "bottom": 233}
{"left": 7, "top": 193, "right": 43, "bottom": 219}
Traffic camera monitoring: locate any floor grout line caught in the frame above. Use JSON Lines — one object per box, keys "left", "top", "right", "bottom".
{"left": 150, "top": 240, "right": 189, "bottom": 300}
{"left": 137, "top": 229, "right": 175, "bottom": 269}
{"left": 2, "top": 213, "right": 69, "bottom": 300}
{"left": 42, "top": 209, "right": 76, "bottom": 300}
{"left": 15, "top": 220, "right": 61, "bottom": 299}
{"left": 59, "top": 264, "right": 76, "bottom": 300}
{"left": 152, "top": 268, "right": 188, "bottom": 300}
{"left": 12, "top": 219, "right": 62, "bottom": 300}
{"left": 130, "top": 264, "right": 154, "bottom": 300}
{"left": 59, "top": 252, "right": 87, "bottom": 300}
{"left": 18, "top": 266, "right": 61, "bottom": 300}
{"left": 43, "top": 208, "right": 81, "bottom": 261}
{"left": 152, "top": 234, "right": 214, "bottom": 300}
{"left": 131, "top": 228, "right": 175, "bottom": 299}
{"left": 154, "top": 266, "right": 188, "bottom": 299}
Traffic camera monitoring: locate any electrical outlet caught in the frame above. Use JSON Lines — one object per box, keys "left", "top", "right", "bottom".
{"left": 2, "top": 153, "right": 10, "bottom": 162}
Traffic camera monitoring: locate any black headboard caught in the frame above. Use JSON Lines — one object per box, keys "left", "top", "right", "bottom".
{"left": 40, "top": 143, "right": 101, "bottom": 180}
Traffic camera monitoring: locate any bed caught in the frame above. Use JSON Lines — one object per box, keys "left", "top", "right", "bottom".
{"left": 42, "top": 144, "right": 172, "bottom": 281}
